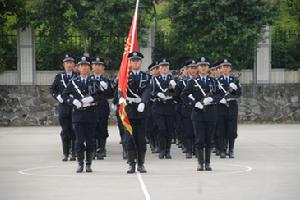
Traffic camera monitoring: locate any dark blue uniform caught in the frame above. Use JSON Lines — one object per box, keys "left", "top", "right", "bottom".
{"left": 216, "top": 75, "right": 242, "bottom": 158}
{"left": 92, "top": 75, "right": 114, "bottom": 160}
{"left": 124, "top": 70, "right": 151, "bottom": 171}
{"left": 62, "top": 75, "right": 107, "bottom": 171}
{"left": 145, "top": 76, "right": 159, "bottom": 153}
{"left": 174, "top": 76, "right": 195, "bottom": 158}
{"left": 173, "top": 77, "right": 184, "bottom": 149}
{"left": 112, "top": 81, "right": 128, "bottom": 159}
{"left": 151, "top": 74, "right": 176, "bottom": 159}
{"left": 181, "top": 75, "right": 224, "bottom": 170}
{"left": 50, "top": 72, "right": 77, "bottom": 161}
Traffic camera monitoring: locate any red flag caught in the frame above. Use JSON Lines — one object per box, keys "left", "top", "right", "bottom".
{"left": 118, "top": 0, "right": 139, "bottom": 135}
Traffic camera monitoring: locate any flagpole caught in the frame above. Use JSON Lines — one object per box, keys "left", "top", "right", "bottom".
{"left": 130, "top": 0, "right": 139, "bottom": 52}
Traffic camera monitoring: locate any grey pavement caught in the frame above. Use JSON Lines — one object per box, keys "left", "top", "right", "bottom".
{"left": 0, "top": 124, "right": 299, "bottom": 200}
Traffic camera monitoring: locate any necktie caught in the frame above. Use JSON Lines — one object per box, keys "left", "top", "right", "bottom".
{"left": 202, "top": 77, "right": 205, "bottom": 83}
{"left": 96, "top": 76, "right": 100, "bottom": 80}
{"left": 82, "top": 79, "right": 86, "bottom": 86}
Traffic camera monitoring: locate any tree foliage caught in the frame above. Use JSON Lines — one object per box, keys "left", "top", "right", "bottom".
{"left": 272, "top": 0, "right": 300, "bottom": 69}
{"left": 154, "top": 0, "right": 277, "bottom": 69}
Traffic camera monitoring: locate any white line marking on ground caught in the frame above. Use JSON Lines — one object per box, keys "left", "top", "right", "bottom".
{"left": 137, "top": 172, "right": 151, "bottom": 200}
{"left": 18, "top": 166, "right": 57, "bottom": 176}
{"left": 17, "top": 163, "right": 253, "bottom": 178}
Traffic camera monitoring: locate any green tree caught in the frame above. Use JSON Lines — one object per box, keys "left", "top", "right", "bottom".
{"left": 0, "top": 0, "right": 27, "bottom": 72}
{"left": 272, "top": 0, "right": 300, "bottom": 69}
{"left": 155, "top": 0, "right": 277, "bottom": 69}
{"left": 27, "top": 0, "right": 154, "bottom": 70}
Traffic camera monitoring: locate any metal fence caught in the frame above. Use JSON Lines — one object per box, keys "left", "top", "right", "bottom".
{"left": 272, "top": 29, "right": 300, "bottom": 69}
{"left": 0, "top": 31, "right": 17, "bottom": 71}
{"left": 35, "top": 33, "right": 83, "bottom": 70}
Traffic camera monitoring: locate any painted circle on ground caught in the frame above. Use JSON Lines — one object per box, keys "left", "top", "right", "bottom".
{"left": 17, "top": 162, "right": 253, "bottom": 177}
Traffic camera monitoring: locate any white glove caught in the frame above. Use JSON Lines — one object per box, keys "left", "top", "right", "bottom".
{"left": 229, "top": 83, "right": 238, "bottom": 90}
{"left": 72, "top": 99, "right": 82, "bottom": 109}
{"left": 56, "top": 95, "right": 63, "bottom": 103}
{"left": 188, "top": 94, "right": 195, "bottom": 101}
{"left": 82, "top": 102, "right": 91, "bottom": 108}
{"left": 203, "top": 97, "right": 213, "bottom": 105}
{"left": 100, "top": 81, "right": 108, "bottom": 90}
{"left": 195, "top": 102, "right": 204, "bottom": 109}
{"left": 81, "top": 96, "right": 94, "bottom": 104}
{"left": 137, "top": 103, "right": 145, "bottom": 112}
{"left": 169, "top": 80, "right": 176, "bottom": 89}
{"left": 157, "top": 92, "right": 166, "bottom": 99}
{"left": 111, "top": 104, "right": 118, "bottom": 111}
{"left": 220, "top": 98, "right": 227, "bottom": 104}
{"left": 119, "top": 97, "right": 127, "bottom": 105}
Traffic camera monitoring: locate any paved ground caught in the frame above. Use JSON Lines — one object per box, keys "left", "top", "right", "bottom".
{"left": 0, "top": 124, "right": 299, "bottom": 200}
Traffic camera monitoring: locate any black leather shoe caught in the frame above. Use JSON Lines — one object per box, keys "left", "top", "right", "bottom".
{"left": 159, "top": 152, "right": 165, "bottom": 159}
{"left": 137, "top": 165, "right": 147, "bottom": 173}
{"left": 212, "top": 148, "right": 216, "bottom": 153}
{"left": 186, "top": 152, "right": 192, "bottom": 159}
{"left": 86, "top": 164, "right": 93, "bottom": 173}
{"left": 76, "top": 164, "right": 84, "bottom": 173}
{"left": 127, "top": 164, "right": 136, "bottom": 174}
{"left": 153, "top": 147, "right": 160, "bottom": 153}
{"left": 62, "top": 155, "right": 68, "bottom": 162}
{"left": 205, "top": 163, "right": 212, "bottom": 171}
{"left": 69, "top": 155, "right": 76, "bottom": 161}
{"left": 220, "top": 152, "right": 226, "bottom": 159}
{"left": 122, "top": 151, "right": 128, "bottom": 160}
{"left": 97, "top": 152, "right": 104, "bottom": 160}
{"left": 165, "top": 153, "right": 172, "bottom": 159}
{"left": 197, "top": 164, "right": 204, "bottom": 171}
{"left": 229, "top": 151, "right": 234, "bottom": 159}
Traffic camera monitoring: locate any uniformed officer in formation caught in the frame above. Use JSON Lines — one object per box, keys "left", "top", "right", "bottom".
{"left": 145, "top": 62, "right": 160, "bottom": 154}
{"left": 151, "top": 59, "right": 177, "bottom": 159}
{"left": 216, "top": 59, "right": 242, "bottom": 159}
{"left": 52, "top": 52, "right": 242, "bottom": 174}
{"left": 91, "top": 57, "right": 114, "bottom": 160}
{"left": 50, "top": 54, "right": 78, "bottom": 162}
{"left": 112, "top": 86, "right": 128, "bottom": 160}
{"left": 181, "top": 57, "right": 224, "bottom": 171}
{"left": 119, "top": 51, "right": 151, "bottom": 174}
{"left": 173, "top": 65, "right": 184, "bottom": 152}
{"left": 174, "top": 60, "right": 198, "bottom": 159}
{"left": 62, "top": 56, "right": 107, "bottom": 173}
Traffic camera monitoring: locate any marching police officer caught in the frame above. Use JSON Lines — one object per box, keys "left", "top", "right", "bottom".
{"left": 62, "top": 56, "right": 106, "bottom": 173}
{"left": 151, "top": 59, "right": 177, "bottom": 159}
{"left": 181, "top": 57, "right": 224, "bottom": 171}
{"left": 216, "top": 59, "right": 242, "bottom": 158}
{"left": 145, "top": 62, "right": 160, "bottom": 154}
{"left": 174, "top": 60, "right": 198, "bottom": 159}
{"left": 112, "top": 81, "right": 128, "bottom": 160}
{"left": 91, "top": 57, "right": 114, "bottom": 160}
{"left": 50, "top": 54, "right": 77, "bottom": 162}
{"left": 119, "top": 51, "right": 151, "bottom": 174}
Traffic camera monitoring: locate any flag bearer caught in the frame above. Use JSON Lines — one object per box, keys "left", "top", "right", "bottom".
{"left": 119, "top": 51, "right": 151, "bottom": 174}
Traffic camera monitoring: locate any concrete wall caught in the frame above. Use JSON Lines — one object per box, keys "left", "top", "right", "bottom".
{"left": 0, "top": 84, "right": 299, "bottom": 126}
